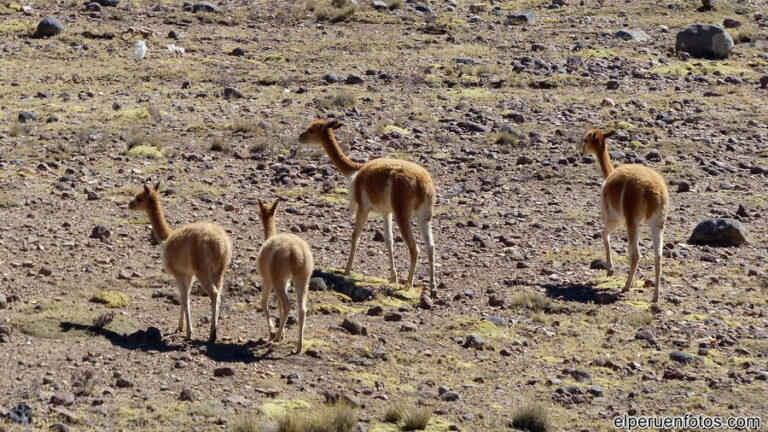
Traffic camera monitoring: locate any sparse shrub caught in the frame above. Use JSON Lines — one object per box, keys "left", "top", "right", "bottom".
{"left": 402, "top": 406, "right": 432, "bottom": 430}
{"left": 72, "top": 368, "right": 97, "bottom": 396}
{"left": 511, "top": 402, "right": 551, "bottom": 432}
{"left": 126, "top": 127, "right": 163, "bottom": 158}
{"left": 92, "top": 312, "right": 115, "bottom": 329}
{"left": 250, "top": 138, "right": 275, "bottom": 155}
{"left": 9, "top": 123, "right": 31, "bottom": 137}
{"left": 316, "top": 91, "right": 356, "bottom": 110}
{"left": 277, "top": 402, "right": 358, "bottom": 432}
{"left": 509, "top": 292, "right": 553, "bottom": 312}
{"left": 624, "top": 312, "right": 653, "bottom": 327}
{"left": 310, "top": 0, "right": 356, "bottom": 23}
{"left": 384, "top": 402, "right": 405, "bottom": 422}
{"left": 230, "top": 413, "right": 260, "bottom": 432}
{"left": 492, "top": 132, "right": 518, "bottom": 146}
{"left": 232, "top": 119, "right": 258, "bottom": 134}
{"left": 210, "top": 137, "right": 228, "bottom": 152}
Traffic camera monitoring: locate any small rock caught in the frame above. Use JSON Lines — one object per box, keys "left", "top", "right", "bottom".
{"left": 90, "top": 225, "right": 111, "bottom": 241}
{"left": 50, "top": 391, "right": 75, "bottom": 406}
{"left": 366, "top": 305, "right": 384, "bottom": 316}
{"left": 400, "top": 322, "right": 418, "bottom": 332}
{"left": 722, "top": 18, "right": 741, "bottom": 28}
{"left": 456, "top": 121, "right": 487, "bottom": 133}
{"left": 507, "top": 11, "right": 535, "bottom": 25}
{"left": 230, "top": 47, "right": 245, "bottom": 56}
{"left": 669, "top": 351, "right": 700, "bottom": 365}
{"left": 587, "top": 385, "right": 603, "bottom": 396}
{"left": 606, "top": 80, "right": 620, "bottom": 90}
{"left": 635, "top": 329, "right": 656, "bottom": 342}
{"left": 372, "top": 0, "right": 388, "bottom": 10}
{"left": 191, "top": 2, "right": 219, "bottom": 12}
{"left": 39, "top": 267, "right": 53, "bottom": 277}
{"left": 223, "top": 86, "right": 243, "bottom": 100}
{"left": 115, "top": 377, "right": 133, "bottom": 388}
{"left": 688, "top": 218, "right": 749, "bottom": 247}
{"left": 440, "top": 390, "right": 460, "bottom": 401}
{"left": 589, "top": 259, "right": 608, "bottom": 270}
{"left": 323, "top": 74, "right": 340, "bottom": 84}
{"left": 615, "top": 29, "right": 651, "bottom": 41}
{"left": 309, "top": 277, "right": 327, "bottom": 291}
{"left": 50, "top": 423, "right": 69, "bottom": 432}
{"left": 85, "top": 2, "right": 102, "bottom": 11}
{"left": 340, "top": 318, "right": 367, "bottom": 336}
{"left": 759, "top": 75, "right": 768, "bottom": 89}
{"left": 34, "top": 16, "right": 65, "bottom": 38}
{"left": 383, "top": 311, "right": 402, "bottom": 322}
{"left": 5, "top": 403, "right": 32, "bottom": 425}
{"left": 463, "top": 334, "right": 486, "bottom": 349}
{"left": 214, "top": 367, "right": 235, "bottom": 377}
{"left": 179, "top": 388, "right": 196, "bottom": 401}
{"left": 18, "top": 111, "right": 37, "bottom": 123}
{"left": 676, "top": 181, "right": 691, "bottom": 192}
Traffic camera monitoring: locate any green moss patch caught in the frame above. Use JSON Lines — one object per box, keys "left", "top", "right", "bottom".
{"left": 126, "top": 145, "right": 164, "bottom": 159}
{"left": 261, "top": 399, "right": 312, "bottom": 418}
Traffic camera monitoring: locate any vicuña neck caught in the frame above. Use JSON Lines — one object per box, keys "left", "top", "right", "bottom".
{"left": 597, "top": 148, "right": 614, "bottom": 178}
{"left": 320, "top": 129, "right": 362, "bottom": 178}
{"left": 263, "top": 219, "right": 277, "bottom": 241}
{"left": 146, "top": 197, "right": 173, "bottom": 242}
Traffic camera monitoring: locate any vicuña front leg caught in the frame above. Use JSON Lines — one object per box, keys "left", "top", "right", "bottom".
{"left": 602, "top": 218, "right": 618, "bottom": 277}
{"left": 345, "top": 209, "right": 369, "bottom": 275}
{"left": 419, "top": 218, "right": 437, "bottom": 298}
{"left": 651, "top": 222, "right": 664, "bottom": 303}
{"left": 260, "top": 280, "right": 275, "bottom": 341}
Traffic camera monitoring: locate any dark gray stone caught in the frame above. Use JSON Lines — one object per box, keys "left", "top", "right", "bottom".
{"left": 308, "top": 277, "right": 327, "bottom": 291}
{"left": 191, "top": 2, "right": 219, "bottom": 12}
{"left": 669, "top": 351, "right": 701, "bottom": 365}
{"left": 18, "top": 111, "right": 37, "bottom": 123}
{"left": 507, "top": 11, "right": 535, "bottom": 25}
{"left": 688, "top": 218, "right": 749, "bottom": 247}
{"left": 676, "top": 24, "right": 733, "bottom": 59}
{"left": 34, "top": 16, "right": 65, "bottom": 37}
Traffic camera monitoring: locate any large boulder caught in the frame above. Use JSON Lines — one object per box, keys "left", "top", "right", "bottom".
{"left": 34, "top": 16, "right": 65, "bottom": 38}
{"left": 675, "top": 24, "right": 733, "bottom": 59}
{"left": 688, "top": 218, "right": 749, "bottom": 247}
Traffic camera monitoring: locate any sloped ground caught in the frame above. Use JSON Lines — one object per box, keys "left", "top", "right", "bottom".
{"left": 0, "top": 0, "right": 767, "bottom": 430}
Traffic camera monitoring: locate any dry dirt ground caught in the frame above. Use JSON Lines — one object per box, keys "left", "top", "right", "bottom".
{"left": 1, "top": 0, "right": 767, "bottom": 430}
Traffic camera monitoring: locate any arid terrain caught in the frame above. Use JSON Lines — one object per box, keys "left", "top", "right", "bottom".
{"left": 1, "top": 0, "right": 767, "bottom": 430}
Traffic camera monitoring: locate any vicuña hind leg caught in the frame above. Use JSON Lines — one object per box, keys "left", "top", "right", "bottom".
{"left": 273, "top": 281, "right": 291, "bottom": 343}
{"left": 345, "top": 209, "right": 369, "bottom": 275}
{"left": 651, "top": 221, "right": 664, "bottom": 303}
{"left": 623, "top": 223, "right": 640, "bottom": 293}
{"left": 260, "top": 278, "right": 275, "bottom": 340}
{"left": 198, "top": 271, "right": 223, "bottom": 343}
{"left": 383, "top": 213, "right": 398, "bottom": 283}
{"left": 602, "top": 218, "right": 618, "bottom": 277}
{"left": 293, "top": 274, "right": 309, "bottom": 354}
{"left": 175, "top": 275, "right": 193, "bottom": 339}
{"left": 395, "top": 212, "right": 419, "bottom": 288}
{"left": 418, "top": 218, "right": 437, "bottom": 298}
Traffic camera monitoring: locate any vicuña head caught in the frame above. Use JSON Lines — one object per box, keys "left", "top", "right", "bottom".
{"left": 128, "top": 182, "right": 232, "bottom": 342}
{"left": 298, "top": 119, "right": 438, "bottom": 298}
{"left": 581, "top": 128, "right": 669, "bottom": 303}
{"left": 256, "top": 198, "right": 313, "bottom": 354}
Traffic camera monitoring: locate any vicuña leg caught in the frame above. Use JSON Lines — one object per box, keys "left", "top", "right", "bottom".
{"left": 602, "top": 218, "right": 618, "bottom": 277}
{"left": 345, "top": 209, "right": 369, "bottom": 275}
{"left": 395, "top": 211, "right": 419, "bottom": 288}
{"left": 418, "top": 217, "right": 437, "bottom": 298}
{"left": 175, "top": 275, "right": 193, "bottom": 339}
{"left": 383, "top": 213, "right": 398, "bottom": 283}
{"left": 623, "top": 222, "right": 640, "bottom": 293}
{"left": 651, "top": 221, "right": 664, "bottom": 303}
{"left": 273, "top": 280, "right": 291, "bottom": 343}
{"left": 260, "top": 278, "right": 275, "bottom": 340}
{"left": 293, "top": 274, "right": 309, "bottom": 354}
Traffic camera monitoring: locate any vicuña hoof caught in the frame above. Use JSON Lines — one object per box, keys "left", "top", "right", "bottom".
{"left": 606, "top": 269, "right": 614, "bottom": 277}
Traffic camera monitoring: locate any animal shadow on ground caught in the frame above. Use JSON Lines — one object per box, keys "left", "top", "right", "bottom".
{"left": 542, "top": 281, "right": 620, "bottom": 304}
{"left": 59, "top": 321, "right": 274, "bottom": 363}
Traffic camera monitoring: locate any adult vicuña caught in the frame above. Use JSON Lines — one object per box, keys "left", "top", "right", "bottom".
{"left": 257, "top": 199, "right": 313, "bottom": 353}
{"left": 581, "top": 129, "right": 669, "bottom": 302}
{"left": 128, "top": 182, "right": 232, "bottom": 342}
{"left": 299, "top": 119, "right": 438, "bottom": 298}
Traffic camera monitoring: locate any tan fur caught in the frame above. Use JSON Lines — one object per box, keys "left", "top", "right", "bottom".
{"left": 582, "top": 129, "right": 669, "bottom": 302}
{"left": 257, "top": 199, "right": 313, "bottom": 353}
{"left": 129, "top": 183, "right": 232, "bottom": 342}
{"left": 299, "top": 119, "right": 439, "bottom": 297}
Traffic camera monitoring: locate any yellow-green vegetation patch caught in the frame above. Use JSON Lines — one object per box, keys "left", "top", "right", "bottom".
{"left": 114, "top": 401, "right": 229, "bottom": 429}
{"left": 577, "top": 48, "right": 616, "bottom": 58}
{"left": 450, "top": 318, "right": 510, "bottom": 340}
{"left": 114, "top": 107, "right": 151, "bottom": 120}
{"left": 624, "top": 300, "right": 651, "bottom": 311}
{"left": 263, "top": 54, "right": 287, "bottom": 62}
{"left": 91, "top": 290, "right": 130, "bottom": 308}
{"left": 540, "top": 356, "right": 564, "bottom": 364}
{"left": 682, "top": 313, "right": 708, "bottom": 321}
{"left": 0, "top": 20, "right": 35, "bottom": 34}
{"left": 381, "top": 125, "right": 411, "bottom": 135}
{"left": 312, "top": 303, "right": 364, "bottom": 315}
{"left": 651, "top": 61, "right": 757, "bottom": 79}
{"left": 591, "top": 275, "right": 640, "bottom": 290}
{"left": 348, "top": 372, "right": 379, "bottom": 387}
{"left": 320, "top": 188, "right": 348, "bottom": 205}
{"left": 126, "top": 145, "right": 164, "bottom": 159}
{"left": 261, "top": 399, "right": 312, "bottom": 418}
{"left": 11, "top": 301, "right": 140, "bottom": 339}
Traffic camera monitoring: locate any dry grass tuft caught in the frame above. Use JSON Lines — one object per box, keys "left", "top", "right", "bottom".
{"left": 277, "top": 402, "right": 358, "bottom": 432}
{"left": 309, "top": 0, "right": 356, "bottom": 22}
{"left": 229, "top": 413, "right": 260, "bottom": 432}
{"left": 511, "top": 402, "right": 552, "bottom": 432}
{"left": 383, "top": 402, "right": 405, "bottom": 423}
{"left": 316, "top": 90, "right": 356, "bottom": 110}
{"left": 402, "top": 406, "right": 432, "bottom": 430}
{"left": 509, "top": 292, "right": 561, "bottom": 313}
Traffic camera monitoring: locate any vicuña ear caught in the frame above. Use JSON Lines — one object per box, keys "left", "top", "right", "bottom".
{"left": 154, "top": 181, "right": 161, "bottom": 192}
{"left": 603, "top": 129, "right": 615, "bottom": 138}
{"left": 143, "top": 184, "right": 151, "bottom": 194}
{"left": 326, "top": 120, "right": 343, "bottom": 130}
{"left": 270, "top": 198, "right": 281, "bottom": 213}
